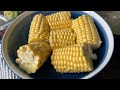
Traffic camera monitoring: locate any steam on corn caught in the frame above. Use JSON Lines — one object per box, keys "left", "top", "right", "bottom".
{"left": 72, "top": 14, "right": 102, "bottom": 49}
{"left": 16, "top": 41, "right": 51, "bottom": 74}
{"left": 51, "top": 43, "right": 95, "bottom": 73}
{"left": 28, "top": 14, "right": 50, "bottom": 43}
{"left": 46, "top": 11, "right": 72, "bottom": 31}
{"left": 49, "top": 28, "right": 76, "bottom": 50}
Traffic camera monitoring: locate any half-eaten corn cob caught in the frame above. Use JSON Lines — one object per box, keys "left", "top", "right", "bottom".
{"left": 28, "top": 14, "right": 50, "bottom": 43}
{"left": 16, "top": 41, "right": 51, "bottom": 74}
{"left": 46, "top": 11, "right": 72, "bottom": 31}
{"left": 72, "top": 14, "right": 102, "bottom": 49}
{"left": 51, "top": 43, "right": 95, "bottom": 73}
{"left": 49, "top": 28, "right": 76, "bottom": 50}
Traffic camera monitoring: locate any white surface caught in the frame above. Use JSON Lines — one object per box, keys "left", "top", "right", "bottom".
{"left": 0, "top": 43, "right": 20, "bottom": 79}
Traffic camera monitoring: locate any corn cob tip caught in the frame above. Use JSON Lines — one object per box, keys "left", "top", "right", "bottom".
{"left": 72, "top": 14, "right": 102, "bottom": 50}
{"left": 16, "top": 41, "right": 51, "bottom": 74}
{"left": 28, "top": 14, "right": 50, "bottom": 43}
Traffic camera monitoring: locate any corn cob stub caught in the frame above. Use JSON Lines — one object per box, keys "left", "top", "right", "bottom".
{"left": 28, "top": 14, "right": 50, "bottom": 43}
{"left": 51, "top": 43, "right": 94, "bottom": 73}
{"left": 16, "top": 41, "right": 51, "bottom": 74}
{"left": 49, "top": 28, "right": 76, "bottom": 50}
{"left": 72, "top": 14, "right": 102, "bottom": 49}
{"left": 46, "top": 11, "right": 72, "bottom": 31}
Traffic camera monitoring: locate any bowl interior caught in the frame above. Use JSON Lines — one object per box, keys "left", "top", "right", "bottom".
{"left": 2, "top": 11, "right": 111, "bottom": 79}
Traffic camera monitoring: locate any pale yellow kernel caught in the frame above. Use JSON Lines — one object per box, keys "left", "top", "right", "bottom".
{"left": 63, "top": 61, "right": 66, "bottom": 65}
{"left": 69, "top": 56, "right": 72, "bottom": 61}
{"left": 81, "top": 34, "right": 86, "bottom": 39}
{"left": 66, "top": 56, "right": 69, "bottom": 60}
{"left": 67, "top": 67, "right": 71, "bottom": 71}
{"left": 72, "top": 57, "right": 75, "bottom": 61}
{"left": 77, "top": 64, "right": 80, "bottom": 68}
{"left": 57, "top": 66, "right": 61, "bottom": 70}
{"left": 69, "top": 62, "right": 73, "bottom": 67}
{"left": 74, "top": 63, "right": 77, "bottom": 69}
{"left": 71, "top": 67, "right": 74, "bottom": 70}
{"left": 73, "top": 51, "right": 76, "bottom": 56}
{"left": 60, "top": 66, "right": 64, "bottom": 70}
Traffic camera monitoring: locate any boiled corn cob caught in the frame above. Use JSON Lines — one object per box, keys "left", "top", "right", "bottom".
{"left": 28, "top": 14, "right": 50, "bottom": 43}
{"left": 73, "top": 43, "right": 97, "bottom": 60}
{"left": 51, "top": 43, "right": 94, "bottom": 73}
{"left": 72, "top": 14, "right": 102, "bottom": 49}
{"left": 16, "top": 41, "right": 51, "bottom": 74}
{"left": 46, "top": 11, "right": 72, "bottom": 31}
{"left": 49, "top": 28, "right": 76, "bottom": 50}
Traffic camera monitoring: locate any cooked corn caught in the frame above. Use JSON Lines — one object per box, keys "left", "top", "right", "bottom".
{"left": 28, "top": 14, "right": 50, "bottom": 43}
{"left": 72, "top": 14, "right": 102, "bottom": 49}
{"left": 49, "top": 28, "right": 76, "bottom": 50}
{"left": 16, "top": 41, "right": 51, "bottom": 74}
{"left": 4, "top": 11, "right": 19, "bottom": 20}
{"left": 51, "top": 43, "right": 94, "bottom": 73}
{"left": 46, "top": 11, "right": 72, "bottom": 31}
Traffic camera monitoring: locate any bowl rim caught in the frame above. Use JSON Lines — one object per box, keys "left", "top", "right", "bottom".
{"left": 80, "top": 11, "right": 114, "bottom": 79}
{"left": 1, "top": 11, "right": 114, "bottom": 79}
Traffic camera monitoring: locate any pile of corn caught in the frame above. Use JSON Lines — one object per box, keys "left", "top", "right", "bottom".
{"left": 16, "top": 11, "right": 102, "bottom": 74}
{"left": 16, "top": 14, "right": 52, "bottom": 74}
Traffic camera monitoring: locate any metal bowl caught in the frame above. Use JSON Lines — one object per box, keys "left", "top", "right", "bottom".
{"left": 1, "top": 11, "right": 114, "bottom": 79}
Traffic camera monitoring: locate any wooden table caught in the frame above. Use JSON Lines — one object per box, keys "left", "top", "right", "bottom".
{"left": 0, "top": 11, "right": 120, "bottom": 79}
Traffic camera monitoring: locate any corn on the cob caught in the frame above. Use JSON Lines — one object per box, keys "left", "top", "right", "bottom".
{"left": 28, "top": 14, "right": 50, "bottom": 43}
{"left": 51, "top": 43, "right": 94, "bottom": 73}
{"left": 16, "top": 41, "right": 51, "bottom": 74}
{"left": 72, "top": 14, "right": 102, "bottom": 49}
{"left": 73, "top": 43, "right": 97, "bottom": 60}
{"left": 46, "top": 11, "right": 72, "bottom": 31}
{"left": 49, "top": 28, "right": 76, "bottom": 50}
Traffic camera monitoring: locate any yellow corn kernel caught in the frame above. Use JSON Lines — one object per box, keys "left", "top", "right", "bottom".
{"left": 46, "top": 11, "right": 72, "bottom": 31}
{"left": 74, "top": 43, "right": 97, "bottom": 60}
{"left": 51, "top": 44, "right": 94, "bottom": 73}
{"left": 16, "top": 41, "right": 51, "bottom": 74}
{"left": 72, "top": 14, "right": 102, "bottom": 49}
{"left": 49, "top": 28, "right": 76, "bottom": 50}
{"left": 28, "top": 14, "right": 50, "bottom": 43}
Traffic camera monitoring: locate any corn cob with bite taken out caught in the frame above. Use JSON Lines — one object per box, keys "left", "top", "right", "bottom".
{"left": 51, "top": 43, "right": 96, "bottom": 73}
{"left": 16, "top": 41, "right": 51, "bottom": 74}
